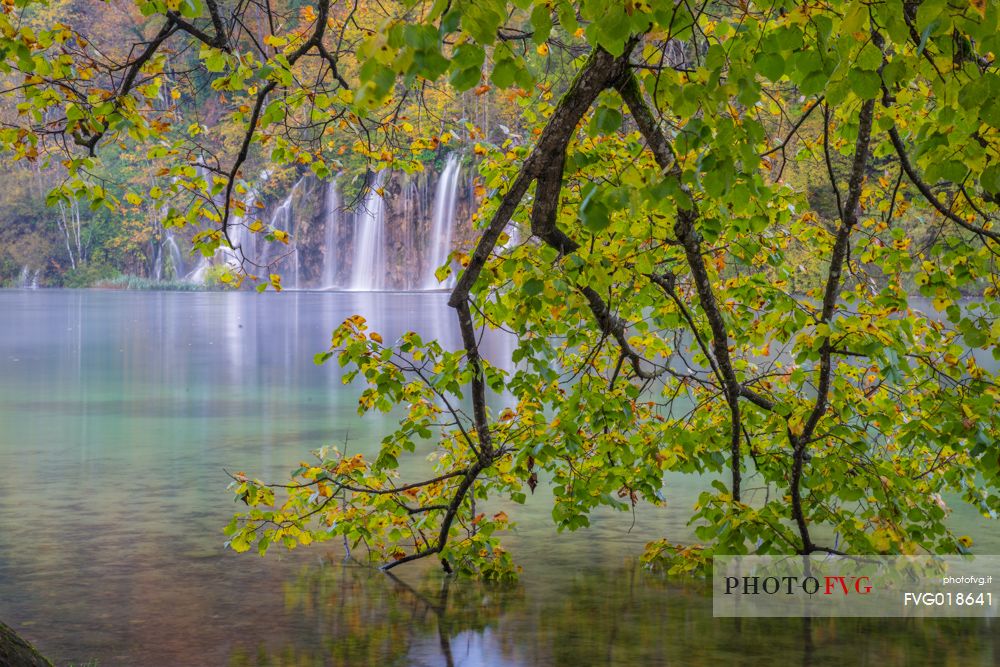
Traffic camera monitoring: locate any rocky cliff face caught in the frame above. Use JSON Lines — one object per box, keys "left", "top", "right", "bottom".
{"left": 0, "top": 620, "right": 54, "bottom": 667}
{"left": 165, "top": 155, "right": 483, "bottom": 290}
{"left": 266, "top": 161, "right": 478, "bottom": 290}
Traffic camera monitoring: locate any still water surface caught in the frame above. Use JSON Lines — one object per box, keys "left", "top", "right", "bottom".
{"left": 0, "top": 290, "right": 996, "bottom": 666}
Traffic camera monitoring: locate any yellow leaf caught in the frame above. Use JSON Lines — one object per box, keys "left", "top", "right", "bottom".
{"left": 872, "top": 528, "right": 892, "bottom": 552}
{"left": 369, "top": 332, "right": 383, "bottom": 344}
{"left": 536, "top": 43, "right": 549, "bottom": 56}
{"left": 788, "top": 413, "right": 805, "bottom": 437}
{"left": 273, "top": 230, "right": 289, "bottom": 244}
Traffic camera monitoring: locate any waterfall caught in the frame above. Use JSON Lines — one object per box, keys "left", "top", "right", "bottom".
{"left": 183, "top": 162, "right": 223, "bottom": 282}
{"left": 350, "top": 171, "right": 388, "bottom": 291}
{"left": 183, "top": 173, "right": 304, "bottom": 285}
{"left": 321, "top": 180, "right": 343, "bottom": 288}
{"left": 152, "top": 244, "right": 162, "bottom": 281}
{"left": 219, "top": 175, "right": 265, "bottom": 271}
{"left": 153, "top": 230, "right": 184, "bottom": 281}
{"left": 163, "top": 232, "right": 184, "bottom": 279}
{"left": 170, "top": 161, "right": 472, "bottom": 290}
{"left": 400, "top": 177, "right": 421, "bottom": 289}
{"left": 18, "top": 266, "right": 39, "bottom": 289}
{"left": 422, "top": 154, "right": 461, "bottom": 290}
{"left": 258, "top": 178, "right": 303, "bottom": 288}
{"left": 185, "top": 257, "right": 208, "bottom": 283}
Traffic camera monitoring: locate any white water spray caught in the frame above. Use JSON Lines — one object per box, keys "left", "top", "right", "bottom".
{"left": 321, "top": 180, "right": 342, "bottom": 288}
{"left": 422, "top": 155, "right": 461, "bottom": 289}
{"left": 349, "top": 172, "right": 388, "bottom": 291}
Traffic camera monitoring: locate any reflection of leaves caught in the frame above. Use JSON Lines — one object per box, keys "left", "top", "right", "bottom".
{"left": 224, "top": 558, "right": 997, "bottom": 667}
{"left": 227, "top": 557, "right": 524, "bottom": 667}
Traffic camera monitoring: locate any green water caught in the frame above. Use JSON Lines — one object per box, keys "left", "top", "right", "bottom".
{"left": 0, "top": 290, "right": 996, "bottom": 666}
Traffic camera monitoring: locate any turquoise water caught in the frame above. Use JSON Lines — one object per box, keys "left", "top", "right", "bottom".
{"left": 0, "top": 289, "right": 995, "bottom": 666}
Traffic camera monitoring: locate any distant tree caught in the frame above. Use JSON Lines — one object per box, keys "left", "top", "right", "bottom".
{"left": 2, "top": 0, "right": 998, "bottom": 577}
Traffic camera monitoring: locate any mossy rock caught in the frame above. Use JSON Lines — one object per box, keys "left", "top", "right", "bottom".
{"left": 0, "top": 621, "right": 53, "bottom": 667}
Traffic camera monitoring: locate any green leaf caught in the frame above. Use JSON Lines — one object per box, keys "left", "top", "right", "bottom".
{"left": 450, "top": 66, "right": 482, "bottom": 91}
{"left": 755, "top": 52, "right": 784, "bottom": 81}
{"left": 981, "top": 164, "right": 1000, "bottom": 196}
{"left": 850, "top": 70, "right": 881, "bottom": 100}
{"left": 522, "top": 278, "right": 544, "bottom": 297}
{"left": 530, "top": 4, "right": 553, "bottom": 44}
{"left": 592, "top": 106, "right": 622, "bottom": 134}
{"left": 580, "top": 188, "right": 610, "bottom": 232}
{"left": 461, "top": 3, "right": 504, "bottom": 45}
{"left": 799, "top": 70, "right": 830, "bottom": 96}
{"left": 491, "top": 58, "right": 518, "bottom": 88}
{"left": 204, "top": 49, "right": 227, "bottom": 73}
{"left": 917, "top": 20, "right": 939, "bottom": 55}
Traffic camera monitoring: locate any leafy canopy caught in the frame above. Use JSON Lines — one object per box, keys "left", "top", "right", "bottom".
{"left": 2, "top": 0, "right": 998, "bottom": 578}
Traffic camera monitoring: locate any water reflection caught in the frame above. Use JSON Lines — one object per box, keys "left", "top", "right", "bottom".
{"left": 0, "top": 290, "right": 996, "bottom": 666}
{"left": 228, "top": 558, "right": 998, "bottom": 667}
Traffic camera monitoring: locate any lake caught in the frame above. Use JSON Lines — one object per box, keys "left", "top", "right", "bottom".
{"left": 0, "top": 289, "right": 996, "bottom": 665}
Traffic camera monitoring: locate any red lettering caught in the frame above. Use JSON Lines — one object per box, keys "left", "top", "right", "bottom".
{"left": 823, "top": 576, "right": 847, "bottom": 595}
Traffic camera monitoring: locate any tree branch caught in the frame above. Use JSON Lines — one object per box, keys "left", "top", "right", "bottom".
{"left": 617, "top": 70, "right": 748, "bottom": 500}
{"left": 793, "top": 97, "right": 876, "bottom": 552}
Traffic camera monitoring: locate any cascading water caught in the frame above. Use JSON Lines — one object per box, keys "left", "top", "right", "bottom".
{"left": 184, "top": 162, "right": 225, "bottom": 282}
{"left": 422, "top": 155, "right": 461, "bottom": 290}
{"left": 153, "top": 229, "right": 184, "bottom": 281}
{"left": 260, "top": 177, "right": 303, "bottom": 288}
{"left": 221, "top": 192, "right": 260, "bottom": 268}
{"left": 321, "top": 180, "right": 342, "bottom": 289}
{"left": 152, "top": 244, "right": 162, "bottom": 281}
{"left": 184, "top": 172, "right": 305, "bottom": 285}
{"left": 163, "top": 232, "right": 184, "bottom": 279}
{"left": 169, "top": 158, "right": 470, "bottom": 290}
{"left": 400, "top": 177, "right": 421, "bottom": 287}
{"left": 350, "top": 172, "right": 388, "bottom": 291}
{"left": 18, "top": 266, "right": 39, "bottom": 289}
